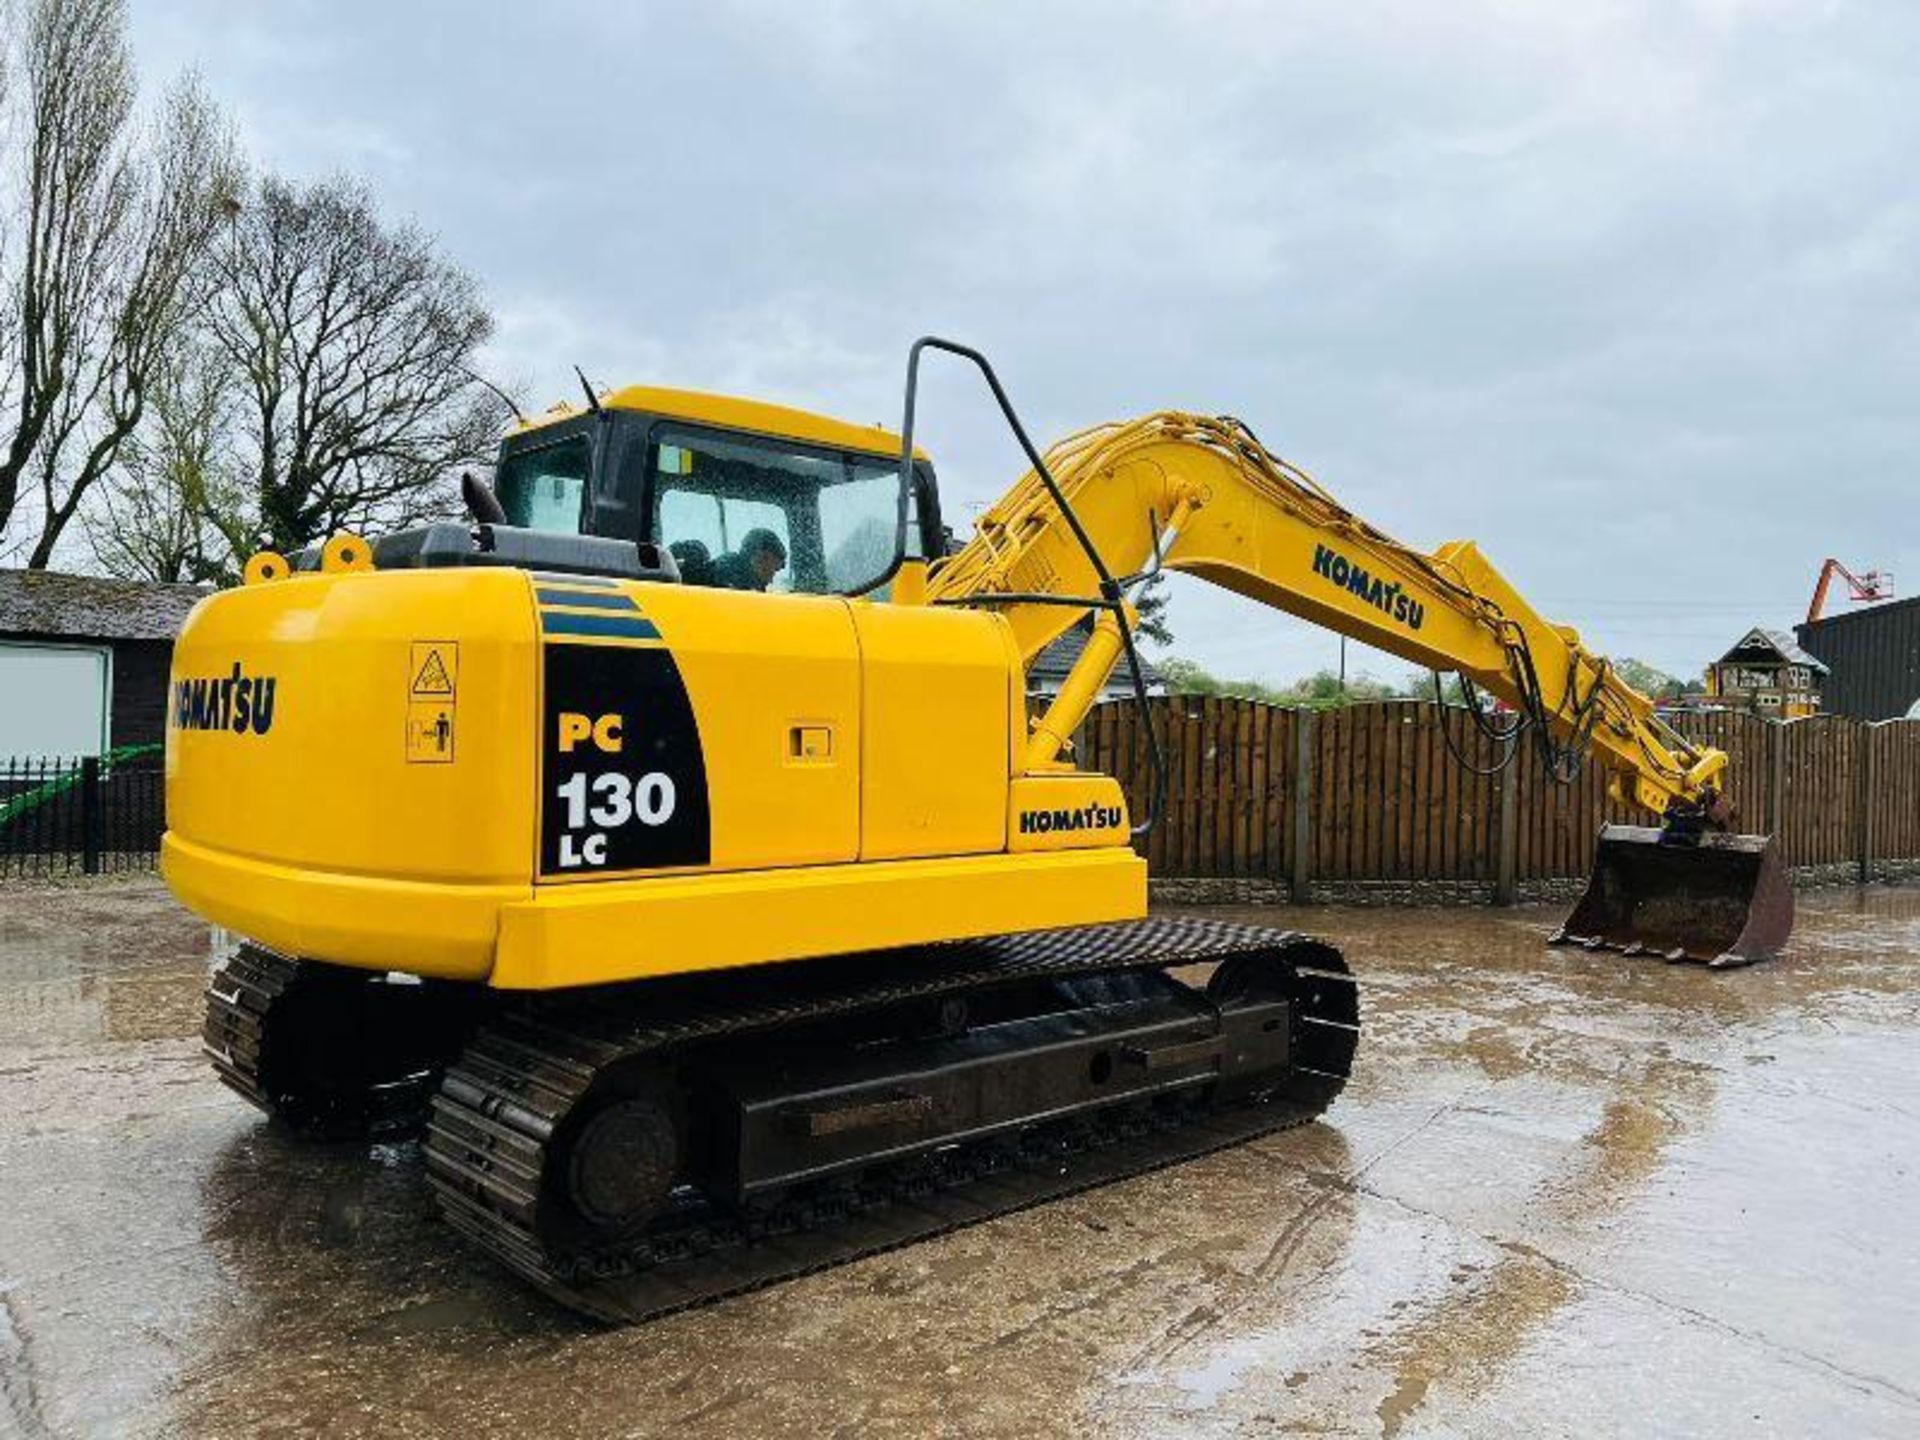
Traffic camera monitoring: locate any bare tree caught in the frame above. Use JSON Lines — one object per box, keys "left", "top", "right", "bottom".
{"left": 0, "top": 0, "right": 238, "bottom": 565}
{"left": 204, "top": 174, "right": 497, "bottom": 557}
{"left": 83, "top": 339, "right": 242, "bottom": 581}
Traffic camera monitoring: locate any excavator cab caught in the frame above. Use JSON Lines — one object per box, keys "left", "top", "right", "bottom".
{"left": 485, "top": 393, "right": 945, "bottom": 598}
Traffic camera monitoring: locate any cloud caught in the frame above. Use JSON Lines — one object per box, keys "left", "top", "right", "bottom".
{"left": 130, "top": 0, "right": 1917, "bottom": 683}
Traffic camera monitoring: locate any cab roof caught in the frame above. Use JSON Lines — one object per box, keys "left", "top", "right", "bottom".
{"left": 516, "top": 384, "right": 929, "bottom": 463}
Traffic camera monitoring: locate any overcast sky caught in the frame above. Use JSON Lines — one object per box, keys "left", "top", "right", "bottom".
{"left": 133, "top": 1, "right": 1916, "bottom": 685}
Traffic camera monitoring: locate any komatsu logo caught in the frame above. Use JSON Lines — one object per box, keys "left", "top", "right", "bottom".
{"left": 171, "top": 663, "right": 277, "bottom": 735}
{"left": 1018, "top": 804, "right": 1123, "bottom": 835}
{"left": 1311, "top": 544, "right": 1425, "bottom": 631}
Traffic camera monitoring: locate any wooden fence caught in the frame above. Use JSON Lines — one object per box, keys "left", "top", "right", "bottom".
{"left": 1078, "top": 697, "right": 1920, "bottom": 898}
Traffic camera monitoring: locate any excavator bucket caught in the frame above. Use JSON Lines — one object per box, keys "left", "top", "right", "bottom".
{"left": 1550, "top": 824, "right": 1794, "bottom": 968}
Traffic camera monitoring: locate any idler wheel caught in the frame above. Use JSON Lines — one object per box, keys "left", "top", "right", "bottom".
{"left": 546, "top": 1076, "right": 687, "bottom": 1253}
{"left": 569, "top": 1096, "right": 680, "bottom": 1228}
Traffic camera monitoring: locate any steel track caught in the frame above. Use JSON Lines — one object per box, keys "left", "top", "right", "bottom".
{"left": 421, "top": 916, "right": 1359, "bottom": 1323}
{"left": 204, "top": 943, "right": 471, "bottom": 1137}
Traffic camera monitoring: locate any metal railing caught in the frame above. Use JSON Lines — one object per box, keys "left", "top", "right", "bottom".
{"left": 0, "top": 745, "right": 164, "bottom": 880}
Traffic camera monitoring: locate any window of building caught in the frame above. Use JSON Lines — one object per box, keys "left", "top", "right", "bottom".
{"left": 1757, "top": 691, "right": 1781, "bottom": 709}
{"left": 0, "top": 643, "right": 111, "bottom": 757}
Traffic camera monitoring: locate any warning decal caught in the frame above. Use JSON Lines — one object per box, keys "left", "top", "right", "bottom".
{"left": 406, "top": 641, "right": 459, "bottom": 764}
{"left": 410, "top": 643, "right": 457, "bottom": 697}
{"left": 407, "top": 703, "right": 456, "bottom": 763}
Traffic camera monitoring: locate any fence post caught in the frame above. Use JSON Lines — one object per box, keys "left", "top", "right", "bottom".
{"left": 80, "top": 754, "right": 102, "bottom": 876}
{"left": 1289, "top": 708, "right": 1314, "bottom": 904}
{"left": 1767, "top": 720, "right": 1788, "bottom": 839}
{"left": 0, "top": 758, "right": 12, "bottom": 881}
{"left": 1858, "top": 723, "right": 1877, "bottom": 884}
{"left": 1494, "top": 754, "right": 1518, "bottom": 906}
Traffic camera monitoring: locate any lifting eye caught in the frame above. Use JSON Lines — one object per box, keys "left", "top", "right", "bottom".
{"left": 321, "top": 532, "right": 373, "bottom": 573}
{"left": 242, "top": 551, "right": 290, "bottom": 585}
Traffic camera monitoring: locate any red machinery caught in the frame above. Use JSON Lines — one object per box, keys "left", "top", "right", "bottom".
{"left": 1807, "top": 559, "right": 1894, "bottom": 624}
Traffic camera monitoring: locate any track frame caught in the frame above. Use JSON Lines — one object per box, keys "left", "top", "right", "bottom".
{"left": 422, "top": 916, "right": 1358, "bottom": 1322}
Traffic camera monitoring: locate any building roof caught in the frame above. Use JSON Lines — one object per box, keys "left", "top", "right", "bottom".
{"left": 1799, "top": 592, "right": 1920, "bottom": 633}
{"left": 0, "top": 568, "right": 208, "bottom": 642}
{"left": 1028, "top": 626, "right": 1162, "bottom": 692}
{"left": 1714, "top": 625, "right": 1830, "bottom": 676}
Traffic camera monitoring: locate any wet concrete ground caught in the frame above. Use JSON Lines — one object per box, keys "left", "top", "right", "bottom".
{"left": 2, "top": 879, "right": 1918, "bottom": 1438}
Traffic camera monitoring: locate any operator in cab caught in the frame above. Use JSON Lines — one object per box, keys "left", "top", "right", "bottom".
{"left": 712, "top": 528, "right": 787, "bottom": 591}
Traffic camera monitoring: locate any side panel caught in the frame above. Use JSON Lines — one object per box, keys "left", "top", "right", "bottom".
{"left": 540, "top": 642, "right": 711, "bottom": 875}
{"left": 535, "top": 580, "right": 860, "bottom": 878}
{"left": 852, "top": 604, "right": 1012, "bottom": 861}
{"left": 166, "top": 568, "right": 539, "bottom": 887}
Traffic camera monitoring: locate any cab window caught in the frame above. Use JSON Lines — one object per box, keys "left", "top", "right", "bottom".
{"left": 495, "top": 435, "right": 590, "bottom": 532}
{"left": 656, "top": 477, "right": 792, "bottom": 591}
{"left": 819, "top": 455, "right": 907, "bottom": 590}
{"left": 649, "top": 426, "right": 903, "bottom": 596}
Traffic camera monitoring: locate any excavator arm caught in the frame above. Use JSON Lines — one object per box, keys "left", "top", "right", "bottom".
{"left": 929, "top": 410, "right": 1722, "bottom": 820}
{"left": 922, "top": 390, "right": 1791, "bottom": 967}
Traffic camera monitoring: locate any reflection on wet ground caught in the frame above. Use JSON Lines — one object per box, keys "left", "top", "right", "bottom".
{"left": 2, "top": 879, "right": 1918, "bottom": 1436}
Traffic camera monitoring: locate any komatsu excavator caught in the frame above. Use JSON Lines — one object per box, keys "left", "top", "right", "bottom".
{"left": 165, "top": 339, "right": 1791, "bottom": 1322}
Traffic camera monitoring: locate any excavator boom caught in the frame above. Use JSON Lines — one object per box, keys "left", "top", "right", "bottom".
{"left": 925, "top": 405, "right": 1791, "bottom": 966}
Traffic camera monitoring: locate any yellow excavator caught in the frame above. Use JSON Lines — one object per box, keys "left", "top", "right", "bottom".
{"left": 165, "top": 338, "right": 1791, "bottom": 1321}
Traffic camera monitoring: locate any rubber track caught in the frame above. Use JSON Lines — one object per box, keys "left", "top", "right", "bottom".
{"left": 423, "top": 916, "right": 1358, "bottom": 1323}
